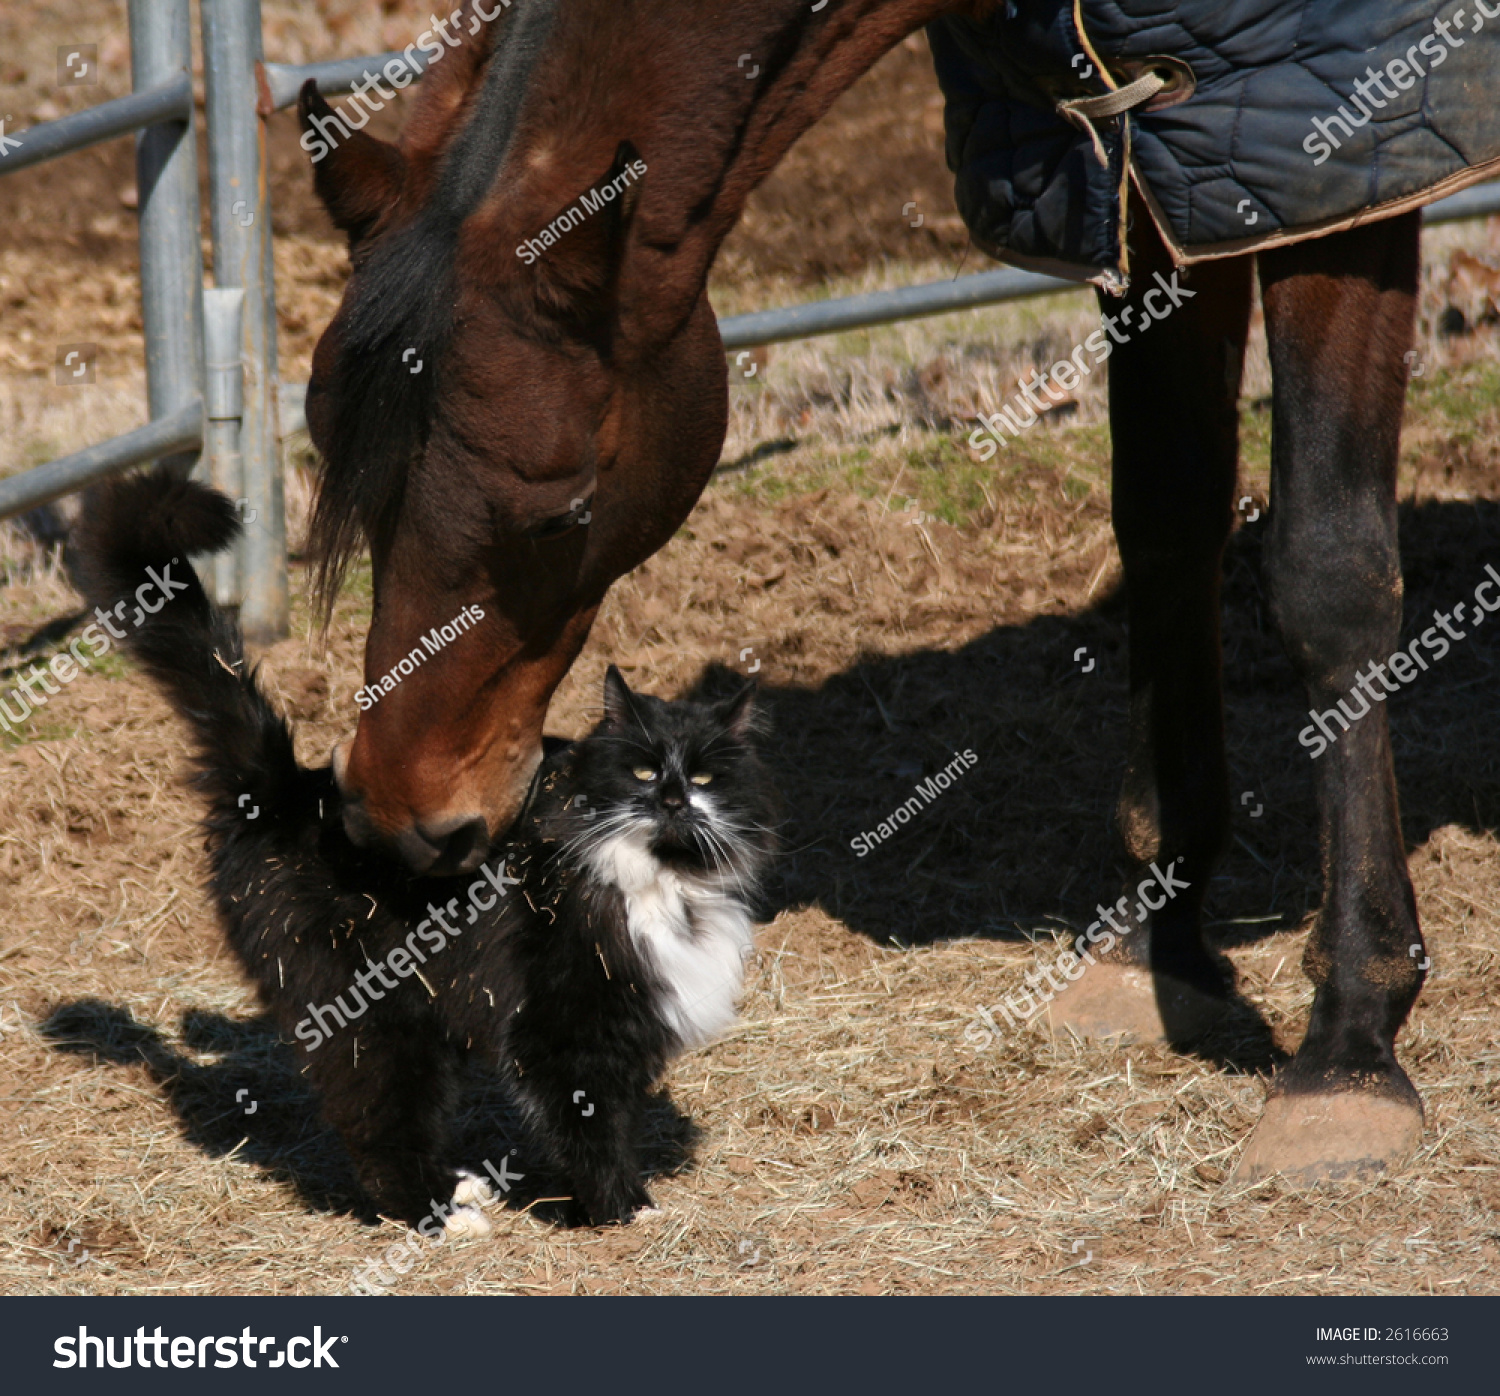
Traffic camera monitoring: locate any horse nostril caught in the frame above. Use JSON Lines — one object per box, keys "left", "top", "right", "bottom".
{"left": 398, "top": 814, "right": 491, "bottom": 877}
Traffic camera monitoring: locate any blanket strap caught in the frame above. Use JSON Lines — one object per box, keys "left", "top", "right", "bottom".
{"left": 1057, "top": 70, "right": 1168, "bottom": 168}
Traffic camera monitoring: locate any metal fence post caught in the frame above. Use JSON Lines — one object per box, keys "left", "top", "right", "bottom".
{"left": 202, "top": 0, "right": 287, "bottom": 641}
{"left": 203, "top": 288, "right": 246, "bottom": 605}
{"left": 128, "top": 0, "right": 204, "bottom": 478}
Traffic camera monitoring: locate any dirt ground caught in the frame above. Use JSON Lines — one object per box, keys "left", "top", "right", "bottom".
{"left": 2, "top": 1, "right": 1499, "bottom": 1297}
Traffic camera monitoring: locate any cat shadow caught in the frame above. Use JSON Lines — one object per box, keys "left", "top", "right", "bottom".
{"left": 39, "top": 999, "right": 699, "bottom": 1227}
{"left": 687, "top": 493, "right": 1500, "bottom": 1075}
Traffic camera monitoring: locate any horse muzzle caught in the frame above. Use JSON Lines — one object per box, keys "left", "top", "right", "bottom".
{"left": 331, "top": 739, "right": 498, "bottom": 876}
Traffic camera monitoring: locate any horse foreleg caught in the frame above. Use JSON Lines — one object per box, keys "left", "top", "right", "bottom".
{"left": 1233, "top": 211, "right": 1426, "bottom": 1183}
{"left": 1044, "top": 216, "right": 1253, "bottom": 1045}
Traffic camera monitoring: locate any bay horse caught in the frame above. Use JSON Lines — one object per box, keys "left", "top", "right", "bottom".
{"left": 296, "top": 0, "right": 1435, "bottom": 1182}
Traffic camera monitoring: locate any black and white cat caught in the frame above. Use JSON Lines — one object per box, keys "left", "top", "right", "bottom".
{"left": 73, "top": 469, "right": 777, "bottom": 1230}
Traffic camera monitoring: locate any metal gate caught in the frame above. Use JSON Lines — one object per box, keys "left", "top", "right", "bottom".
{"left": 0, "top": 0, "right": 284, "bottom": 639}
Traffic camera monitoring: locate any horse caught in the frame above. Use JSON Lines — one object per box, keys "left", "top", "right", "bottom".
{"left": 293, "top": 0, "right": 1447, "bottom": 1182}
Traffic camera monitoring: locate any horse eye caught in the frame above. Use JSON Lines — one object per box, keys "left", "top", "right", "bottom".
{"left": 633, "top": 766, "right": 657, "bottom": 781}
{"left": 690, "top": 773, "right": 713, "bottom": 786}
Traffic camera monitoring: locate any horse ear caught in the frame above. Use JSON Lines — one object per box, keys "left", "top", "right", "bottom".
{"left": 601, "top": 665, "right": 642, "bottom": 728}
{"left": 298, "top": 79, "right": 405, "bottom": 247}
{"left": 530, "top": 141, "right": 645, "bottom": 323}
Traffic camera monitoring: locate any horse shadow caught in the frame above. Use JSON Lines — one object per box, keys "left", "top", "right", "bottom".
{"left": 704, "top": 493, "right": 1500, "bottom": 1067}
{"left": 39, "top": 999, "right": 699, "bottom": 1228}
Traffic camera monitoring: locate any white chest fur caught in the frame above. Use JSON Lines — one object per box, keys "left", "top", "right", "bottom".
{"left": 587, "top": 832, "right": 754, "bottom": 1050}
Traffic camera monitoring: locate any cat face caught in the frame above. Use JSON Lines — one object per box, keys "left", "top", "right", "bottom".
{"left": 567, "top": 666, "right": 776, "bottom": 883}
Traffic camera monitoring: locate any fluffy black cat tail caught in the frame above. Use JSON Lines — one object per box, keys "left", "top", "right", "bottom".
{"left": 71, "top": 467, "right": 303, "bottom": 831}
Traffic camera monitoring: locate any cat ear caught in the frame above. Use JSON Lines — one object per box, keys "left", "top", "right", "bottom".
{"left": 716, "top": 680, "right": 764, "bottom": 741}
{"left": 602, "top": 665, "right": 643, "bottom": 728}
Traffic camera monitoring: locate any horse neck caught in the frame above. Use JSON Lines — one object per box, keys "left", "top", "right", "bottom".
{"left": 537, "top": 0, "right": 986, "bottom": 340}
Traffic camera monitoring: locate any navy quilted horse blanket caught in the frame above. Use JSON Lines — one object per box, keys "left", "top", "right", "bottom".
{"left": 929, "top": 1, "right": 1500, "bottom": 286}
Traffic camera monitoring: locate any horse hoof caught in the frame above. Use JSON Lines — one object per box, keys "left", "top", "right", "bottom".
{"left": 1231, "top": 1092, "right": 1423, "bottom": 1185}
{"left": 1041, "top": 963, "right": 1229, "bottom": 1044}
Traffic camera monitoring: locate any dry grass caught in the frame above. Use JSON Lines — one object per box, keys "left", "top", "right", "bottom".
{"left": 2, "top": 0, "right": 1500, "bottom": 1300}
{"left": 4, "top": 373, "right": 1500, "bottom": 1293}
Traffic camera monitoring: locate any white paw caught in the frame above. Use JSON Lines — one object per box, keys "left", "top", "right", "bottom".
{"left": 451, "top": 1170, "right": 494, "bottom": 1209}
{"left": 633, "top": 1205, "right": 666, "bottom": 1224}
{"left": 443, "top": 1204, "right": 492, "bottom": 1239}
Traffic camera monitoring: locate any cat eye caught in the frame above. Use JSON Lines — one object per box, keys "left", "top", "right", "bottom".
{"left": 633, "top": 766, "right": 658, "bottom": 781}
{"left": 690, "top": 773, "right": 713, "bottom": 786}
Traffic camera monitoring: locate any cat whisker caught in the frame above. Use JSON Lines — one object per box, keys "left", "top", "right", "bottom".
{"left": 695, "top": 823, "right": 758, "bottom": 901}
{"left": 703, "top": 818, "right": 780, "bottom": 863}
{"left": 555, "top": 812, "right": 639, "bottom": 864}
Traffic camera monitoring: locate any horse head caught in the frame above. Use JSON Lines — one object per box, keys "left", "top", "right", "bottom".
{"left": 300, "top": 0, "right": 965, "bottom": 872}
{"left": 297, "top": 5, "right": 732, "bottom": 874}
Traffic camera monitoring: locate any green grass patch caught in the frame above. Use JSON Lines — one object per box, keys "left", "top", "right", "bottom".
{"left": 721, "top": 414, "right": 1114, "bottom": 528}
{"left": 86, "top": 648, "right": 133, "bottom": 681}
{"left": 0, "top": 716, "right": 82, "bottom": 749}
{"left": 1405, "top": 358, "right": 1500, "bottom": 439}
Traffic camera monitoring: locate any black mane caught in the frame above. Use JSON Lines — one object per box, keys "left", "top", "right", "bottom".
{"left": 307, "top": 0, "right": 560, "bottom": 612}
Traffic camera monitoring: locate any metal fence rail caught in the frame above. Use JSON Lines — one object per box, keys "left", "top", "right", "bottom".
{"left": 0, "top": 403, "right": 204, "bottom": 520}
{"left": 131, "top": 0, "right": 205, "bottom": 485}
{"left": 260, "top": 49, "right": 436, "bottom": 112}
{"left": 719, "top": 181, "right": 1500, "bottom": 351}
{"left": 0, "top": 76, "right": 192, "bottom": 175}
{"left": 720, "top": 268, "right": 1070, "bottom": 351}
{"left": 262, "top": 44, "right": 1500, "bottom": 356}
{"left": 276, "top": 178, "right": 1500, "bottom": 438}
